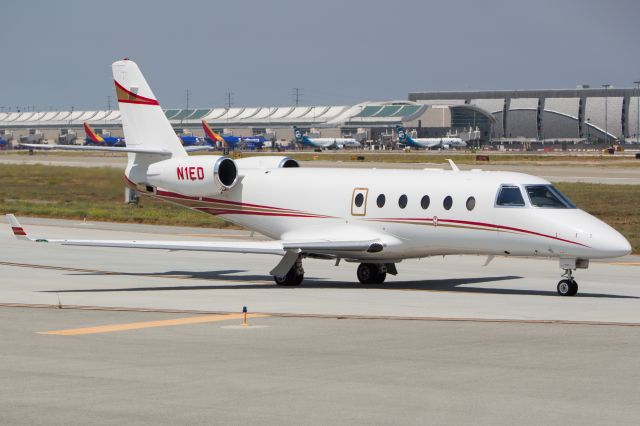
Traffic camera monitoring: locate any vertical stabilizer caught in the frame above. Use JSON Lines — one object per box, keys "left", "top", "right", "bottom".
{"left": 112, "top": 59, "right": 186, "bottom": 159}
{"left": 202, "top": 120, "right": 225, "bottom": 145}
{"left": 293, "top": 126, "right": 306, "bottom": 145}
{"left": 83, "top": 122, "right": 104, "bottom": 143}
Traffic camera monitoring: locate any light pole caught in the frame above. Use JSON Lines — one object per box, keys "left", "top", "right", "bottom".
{"left": 634, "top": 80, "right": 640, "bottom": 144}
{"left": 602, "top": 84, "right": 610, "bottom": 145}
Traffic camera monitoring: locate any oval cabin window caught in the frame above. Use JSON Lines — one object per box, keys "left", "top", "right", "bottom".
{"left": 421, "top": 195, "right": 430, "bottom": 209}
{"left": 398, "top": 195, "right": 408, "bottom": 209}
{"left": 443, "top": 196, "right": 453, "bottom": 210}
{"left": 377, "top": 194, "right": 386, "bottom": 208}
{"left": 466, "top": 196, "right": 476, "bottom": 211}
{"left": 354, "top": 193, "right": 364, "bottom": 207}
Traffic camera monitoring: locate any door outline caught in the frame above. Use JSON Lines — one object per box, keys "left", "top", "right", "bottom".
{"left": 351, "top": 188, "right": 369, "bottom": 216}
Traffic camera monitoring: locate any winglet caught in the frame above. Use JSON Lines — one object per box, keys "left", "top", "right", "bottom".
{"left": 6, "top": 214, "right": 29, "bottom": 240}
{"left": 446, "top": 159, "right": 460, "bottom": 172}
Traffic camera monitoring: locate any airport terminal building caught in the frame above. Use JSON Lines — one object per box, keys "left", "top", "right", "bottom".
{"left": 409, "top": 87, "right": 640, "bottom": 143}
{"left": 1, "top": 86, "right": 638, "bottom": 146}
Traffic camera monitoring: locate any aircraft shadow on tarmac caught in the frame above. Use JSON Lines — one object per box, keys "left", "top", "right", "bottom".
{"left": 45, "top": 269, "right": 639, "bottom": 298}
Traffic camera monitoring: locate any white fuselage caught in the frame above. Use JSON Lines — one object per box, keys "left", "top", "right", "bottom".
{"left": 154, "top": 167, "right": 630, "bottom": 262}
{"left": 409, "top": 137, "right": 466, "bottom": 149}
{"left": 307, "top": 137, "right": 361, "bottom": 149}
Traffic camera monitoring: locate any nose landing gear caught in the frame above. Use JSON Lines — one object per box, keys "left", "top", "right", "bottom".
{"left": 557, "top": 269, "right": 578, "bottom": 296}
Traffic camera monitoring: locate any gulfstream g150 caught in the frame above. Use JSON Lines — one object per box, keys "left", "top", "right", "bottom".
{"left": 13, "top": 59, "right": 631, "bottom": 296}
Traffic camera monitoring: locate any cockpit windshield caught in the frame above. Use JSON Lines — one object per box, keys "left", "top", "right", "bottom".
{"left": 496, "top": 185, "right": 525, "bottom": 206}
{"left": 525, "top": 185, "right": 576, "bottom": 208}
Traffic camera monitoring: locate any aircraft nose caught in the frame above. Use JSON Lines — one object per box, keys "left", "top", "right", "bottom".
{"left": 598, "top": 229, "right": 632, "bottom": 258}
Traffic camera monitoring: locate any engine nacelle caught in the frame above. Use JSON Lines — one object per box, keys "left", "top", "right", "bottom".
{"left": 234, "top": 156, "right": 299, "bottom": 169}
{"left": 146, "top": 155, "right": 238, "bottom": 196}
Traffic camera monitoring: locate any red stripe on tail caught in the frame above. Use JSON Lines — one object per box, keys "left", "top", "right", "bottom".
{"left": 12, "top": 227, "right": 26, "bottom": 236}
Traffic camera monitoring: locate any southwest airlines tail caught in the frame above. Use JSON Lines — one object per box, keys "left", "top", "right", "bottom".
{"left": 202, "top": 120, "right": 225, "bottom": 146}
{"left": 83, "top": 122, "right": 104, "bottom": 144}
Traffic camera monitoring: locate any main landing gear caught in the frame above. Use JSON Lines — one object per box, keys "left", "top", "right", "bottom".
{"left": 557, "top": 269, "right": 578, "bottom": 296}
{"left": 357, "top": 263, "right": 397, "bottom": 285}
{"left": 273, "top": 257, "right": 304, "bottom": 286}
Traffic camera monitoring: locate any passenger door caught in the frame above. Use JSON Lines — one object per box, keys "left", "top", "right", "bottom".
{"left": 351, "top": 188, "right": 368, "bottom": 216}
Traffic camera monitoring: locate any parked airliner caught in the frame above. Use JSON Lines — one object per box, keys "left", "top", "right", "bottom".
{"left": 13, "top": 59, "right": 631, "bottom": 296}
{"left": 396, "top": 125, "right": 466, "bottom": 149}
{"left": 83, "top": 122, "right": 123, "bottom": 146}
{"left": 202, "top": 120, "right": 265, "bottom": 150}
{"left": 293, "top": 126, "right": 361, "bottom": 149}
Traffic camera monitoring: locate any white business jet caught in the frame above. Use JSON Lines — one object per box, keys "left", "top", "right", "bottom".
{"left": 12, "top": 59, "right": 631, "bottom": 296}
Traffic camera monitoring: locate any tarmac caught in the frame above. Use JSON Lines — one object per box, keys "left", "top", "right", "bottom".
{"left": 1, "top": 219, "right": 639, "bottom": 425}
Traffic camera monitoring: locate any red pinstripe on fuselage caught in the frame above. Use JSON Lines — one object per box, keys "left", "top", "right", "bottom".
{"left": 123, "top": 175, "right": 588, "bottom": 248}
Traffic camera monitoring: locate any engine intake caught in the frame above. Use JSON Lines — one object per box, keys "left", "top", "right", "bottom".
{"left": 215, "top": 157, "right": 238, "bottom": 187}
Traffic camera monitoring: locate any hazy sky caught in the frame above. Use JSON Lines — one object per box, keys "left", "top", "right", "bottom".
{"left": 2, "top": 0, "right": 639, "bottom": 110}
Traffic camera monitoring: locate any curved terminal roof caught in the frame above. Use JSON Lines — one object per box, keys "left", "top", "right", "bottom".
{"left": 0, "top": 100, "right": 509, "bottom": 132}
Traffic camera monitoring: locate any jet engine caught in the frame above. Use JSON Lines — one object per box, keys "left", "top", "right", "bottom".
{"left": 234, "top": 156, "right": 299, "bottom": 169}
{"left": 146, "top": 155, "right": 238, "bottom": 197}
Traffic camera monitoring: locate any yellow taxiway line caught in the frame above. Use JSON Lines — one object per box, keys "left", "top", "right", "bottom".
{"left": 39, "top": 313, "right": 268, "bottom": 336}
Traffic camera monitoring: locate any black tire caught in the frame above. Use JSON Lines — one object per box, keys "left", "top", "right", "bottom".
{"left": 371, "top": 271, "right": 387, "bottom": 284}
{"left": 567, "top": 280, "right": 578, "bottom": 296}
{"left": 357, "top": 263, "right": 386, "bottom": 284}
{"left": 357, "top": 263, "right": 376, "bottom": 284}
{"left": 274, "top": 269, "right": 303, "bottom": 286}
{"left": 557, "top": 279, "right": 572, "bottom": 296}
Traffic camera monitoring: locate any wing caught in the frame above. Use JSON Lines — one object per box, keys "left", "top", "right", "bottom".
{"left": 6, "top": 215, "right": 383, "bottom": 275}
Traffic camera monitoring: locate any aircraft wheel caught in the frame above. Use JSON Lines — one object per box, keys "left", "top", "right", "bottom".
{"left": 357, "top": 263, "right": 386, "bottom": 284}
{"left": 274, "top": 269, "right": 304, "bottom": 286}
{"left": 371, "top": 271, "right": 387, "bottom": 284}
{"left": 557, "top": 279, "right": 578, "bottom": 296}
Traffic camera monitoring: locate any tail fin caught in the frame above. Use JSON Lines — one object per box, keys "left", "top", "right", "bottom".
{"left": 7, "top": 214, "right": 30, "bottom": 241}
{"left": 112, "top": 59, "right": 186, "bottom": 159}
{"left": 395, "top": 125, "right": 408, "bottom": 142}
{"left": 83, "top": 122, "right": 104, "bottom": 143}
{"left": 293, "top": 126, "right": 305, "bottom": 144}
{"left": 202, "top": 120, "right": 225, "bottom": 145}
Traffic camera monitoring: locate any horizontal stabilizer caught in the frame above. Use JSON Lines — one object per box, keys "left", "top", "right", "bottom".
{"left": 19, "top": 143, "right": 169, "bottom": 155}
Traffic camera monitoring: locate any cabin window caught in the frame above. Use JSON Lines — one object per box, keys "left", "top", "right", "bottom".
{"left": 496, "top": 186, "right": 525, "bottom": 207}
{"left": 354, "top": 193, "right": 364, "bottom": 207}
{"left": 377, "top": 194, "right": 386, "bottom": 208}
{"left": 420, "top": 195, "right": 430, "bottom": 209}
{"left": 526, "top": 185, "right": 576, "bottom": 209}
{"left": 466, "top": 196, "right": 476, "bottom": 211}
{"left": 398, "top": 195, "right": 408, "bottom": 209}
{"left": 443, "top": 196, "right": 453, "bottom": 210}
